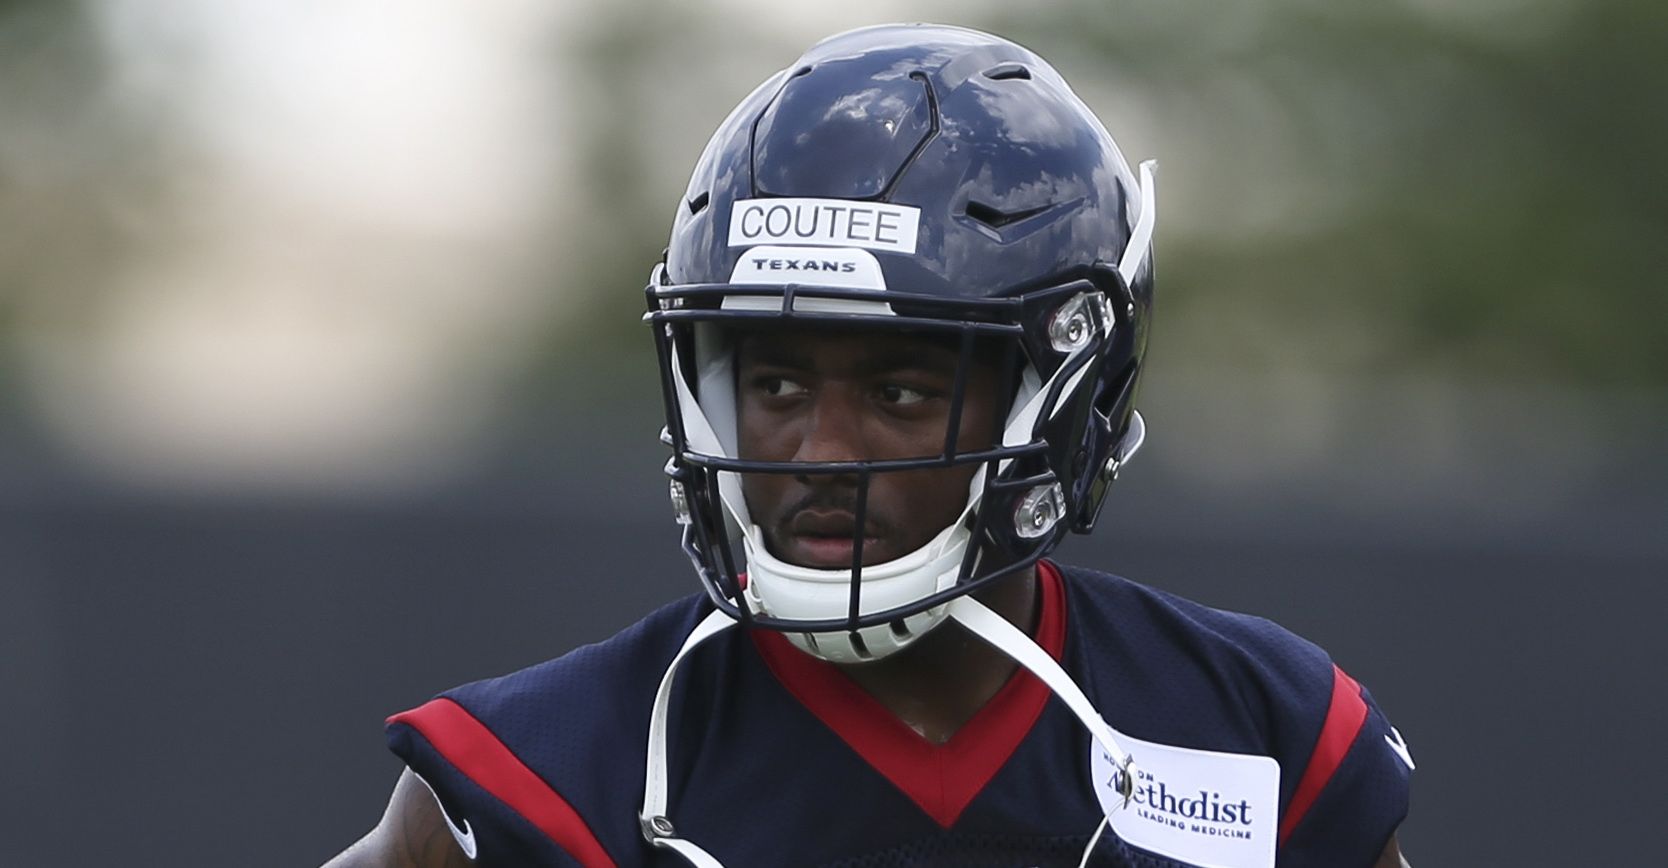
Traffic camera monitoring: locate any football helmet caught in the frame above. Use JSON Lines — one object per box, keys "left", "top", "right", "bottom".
{"left": 646, "top": 23, "right": 1155, "bottom": 663}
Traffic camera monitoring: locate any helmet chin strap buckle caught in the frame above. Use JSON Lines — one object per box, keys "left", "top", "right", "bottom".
{"left": 640, "top": 814, "right": 676, "bottom": 842}
{"left": 1101, "top": 454, "right": 1122, "bottom": 485}
{"left": 1097, "top": 411, "right": 1147, "bottom": 490}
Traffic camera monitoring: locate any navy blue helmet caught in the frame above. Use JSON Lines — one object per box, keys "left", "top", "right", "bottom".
{"left": 647, "top": 23, "right": 1155, "bottom": 662}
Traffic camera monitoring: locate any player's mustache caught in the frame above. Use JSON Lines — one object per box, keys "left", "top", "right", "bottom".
{"left": 775, "top": 489, "right": 893, "bottom": 538}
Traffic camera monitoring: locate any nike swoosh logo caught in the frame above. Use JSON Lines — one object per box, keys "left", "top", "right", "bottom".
{"left": 1384, "top": 726, "right": 1415, "bottom": 770}
{"left": 413, "top": 771, "right": 479, "bottom": 859}
{"left": 440, "top": 808, "right": 478, "bottom": 859}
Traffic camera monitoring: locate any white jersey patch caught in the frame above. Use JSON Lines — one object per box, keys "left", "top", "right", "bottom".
{"left": 728, "top": 198, "right": 920, "bottom": 254}
{"left": 1091, "top": 730, "right": 1280, "bottom": 868}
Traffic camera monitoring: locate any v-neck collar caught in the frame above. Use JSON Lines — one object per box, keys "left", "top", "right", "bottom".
{"left": 750, "top": 561, "right": 1067, "bottom": 828}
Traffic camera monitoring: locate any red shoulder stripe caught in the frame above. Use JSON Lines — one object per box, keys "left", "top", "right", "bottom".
{"left": 1278, "top": 665, "right": 1369, "bottom": 846}
{"left": 387, "top": 698, "right": 619, "bottom": 868}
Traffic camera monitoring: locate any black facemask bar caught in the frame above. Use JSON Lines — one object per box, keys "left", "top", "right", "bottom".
{"left": 645, "top": 268, "right": 1131, "bottom": 635}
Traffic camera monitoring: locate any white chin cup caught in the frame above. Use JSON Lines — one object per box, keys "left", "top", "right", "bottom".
{"left": 741, "top": 511, "right": 974, "bottom": 664}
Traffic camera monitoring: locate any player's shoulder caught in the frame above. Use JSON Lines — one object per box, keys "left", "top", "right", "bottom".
{"left": 443, "top": 591, "right": 714, "bottom": 725}
{"left": 1052, "top": 561, "right": 1339, "bottom": 741}
{"left": 382, "top": 595, "right": 721, "bottom": 868}
{"left": 1052, "top": 564, "right": 1412, "bottom": 866}
{"left": 1057, "top": 561, "right": 1329, "bottom": 665}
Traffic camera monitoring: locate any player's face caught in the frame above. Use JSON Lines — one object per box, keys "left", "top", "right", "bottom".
{"left": 735, "top": 328, "right": 1001, "bottom": 569}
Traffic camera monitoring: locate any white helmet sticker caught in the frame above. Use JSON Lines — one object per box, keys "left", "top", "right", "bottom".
{"left": 728, "top": 198, "right": 920, "bottom": 254}
{"left": 726, "top": 245, "right": 887, "bottom": 290}
{"left": 724, "top": 246, "right": 893, "bottom": 315}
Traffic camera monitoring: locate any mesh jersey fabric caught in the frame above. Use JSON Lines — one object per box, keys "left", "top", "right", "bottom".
{"left": 386, "top": 562, "right": 1410, "bottom": 868}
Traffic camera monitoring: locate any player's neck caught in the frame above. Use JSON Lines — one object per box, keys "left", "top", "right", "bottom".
{"left": 832, "top": 566, "right": 1039, "bottom": 745}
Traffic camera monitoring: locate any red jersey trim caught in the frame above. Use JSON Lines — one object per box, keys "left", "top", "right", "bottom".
{"left": 752, "top": 560, "right": 1068, "bottom": 829}
{"left": 387, "top": 698, "right": 620, "bottom": 868}
{"left": 1278, "top": 665, "right": 1369, "bottom": 846}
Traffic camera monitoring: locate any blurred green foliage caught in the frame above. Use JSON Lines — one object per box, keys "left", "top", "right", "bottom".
{"left": 3, "top": 0, "right": 1664, "bottom": 423}
{"left": 0, "top": 0, "right": 164, "bottom": 356}
{"left": 991, "top": 0, "right": 1668, "bottom": 385}
{"left": 552, "top": 0, "right": 1666, "bottom": 388}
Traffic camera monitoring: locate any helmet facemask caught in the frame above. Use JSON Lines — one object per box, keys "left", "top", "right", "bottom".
{"left": 649, "top": 273, "right": 1142, "bottom": 663}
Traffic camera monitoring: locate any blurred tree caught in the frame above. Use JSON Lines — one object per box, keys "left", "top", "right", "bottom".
{"left": 0, "top": 0, "right": 169, "bottom": 395}
{"left": 985, "top": 0, "right": 1667, "bottom": 385}
{"left": 7, "top": 0, "right": 1663, "bottom": 477}
{"left": 522, "top": 0, "right": 1668, "bottom": 388}
{"left": 511, "top": 0, "right": 805, "bottom": 406}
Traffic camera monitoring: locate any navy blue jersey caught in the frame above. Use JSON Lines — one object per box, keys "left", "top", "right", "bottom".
{"left": 387, "top": 563, "right": 1410, "bottom": 868}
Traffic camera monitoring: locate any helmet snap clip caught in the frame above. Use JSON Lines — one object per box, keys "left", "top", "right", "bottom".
{"left": 1014, "top": 483, "right": 1066, "bottom": 539}
{"left": 1048, "top": 292, "right": 1112, "bottom": 354}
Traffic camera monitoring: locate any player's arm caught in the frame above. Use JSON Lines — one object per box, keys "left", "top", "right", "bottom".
{"left": 1373, "top": 833, "right": 1411, "bottom": 868}
{"left": 322, "top": 768, "right": 473, "bottom": 868}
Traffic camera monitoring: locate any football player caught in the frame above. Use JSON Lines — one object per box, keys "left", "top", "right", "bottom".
{"left": 326, "top": 24, "right": 1412, "bottom": 868}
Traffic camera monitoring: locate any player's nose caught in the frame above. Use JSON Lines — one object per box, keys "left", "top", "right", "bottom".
{"left": 792, "top": 384, "right": 869, "bottom": 468}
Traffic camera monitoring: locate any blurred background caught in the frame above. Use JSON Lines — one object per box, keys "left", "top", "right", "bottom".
{"left": 0, "top": 0, "right": 1663, "bottom": 865}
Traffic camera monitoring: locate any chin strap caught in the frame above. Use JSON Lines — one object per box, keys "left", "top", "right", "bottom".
{"left": 638, "top": 599, "right": 1137, "bottom": 868}
{"left": 640, "top": 607, "right": 738, "bottom": 866}
{"left": 945, "top": 596, "right": 1137, "bottom": 779}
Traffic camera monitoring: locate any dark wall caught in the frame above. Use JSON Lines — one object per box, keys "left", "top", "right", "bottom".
{"left": 2, "top": 428, "right": 1663, "bottom": 868}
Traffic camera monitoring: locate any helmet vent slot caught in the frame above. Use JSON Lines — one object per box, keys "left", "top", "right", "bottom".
{"left": 982, "top": 63, "right": 1032, "bottom": 81}
{"left": 686, "top": 191, "right": 710, "bottom": 215}
{"left": 966, "top": 200, "right": 1050, "bottom": 229}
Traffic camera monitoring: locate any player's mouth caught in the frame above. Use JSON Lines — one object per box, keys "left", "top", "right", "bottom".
{"left": 783, "top": 532, "right": 885, "bottom": 567}
{"left": 777, "top": 509, "right": 890, "bottom": 568}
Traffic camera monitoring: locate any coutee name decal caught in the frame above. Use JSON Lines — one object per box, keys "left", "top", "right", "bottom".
{"left": 728, "top": 198, "right": 920, "bottom": 254}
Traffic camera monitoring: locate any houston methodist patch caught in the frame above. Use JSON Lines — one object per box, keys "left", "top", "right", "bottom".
{"left": 1091, "top": 729, "right": 1280, "bottom": 868}
{"left": 728, "top": 198, "right": 920, "bottom": 254}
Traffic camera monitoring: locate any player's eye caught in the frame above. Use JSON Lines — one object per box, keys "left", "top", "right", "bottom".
{"left": 878, "top": 384, "right": 928, "bottom": 405}
{"left": 756, "top": 376, "right": 806, "bottom": 398}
